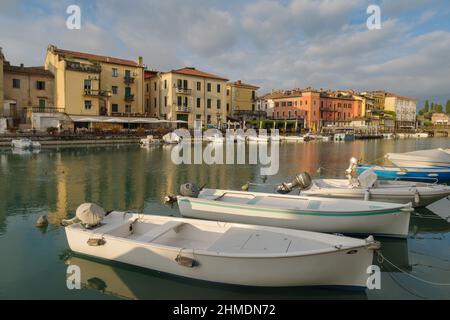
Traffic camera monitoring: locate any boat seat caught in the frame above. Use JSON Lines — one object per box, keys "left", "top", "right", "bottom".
{"left": 135, "top": 221, "right": 185, "bottom": 243}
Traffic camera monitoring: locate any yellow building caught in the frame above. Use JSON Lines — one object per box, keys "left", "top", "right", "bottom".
{"left": 0, "top": 49, "right": 4, "bottom": 117}
{"left": 45, "top": 45, "right": 144, "bottom": 118}
{"left": 226, "top": 80, "right": 259, "bottom": 120}
{"left": 372, "top": 91, "right": 387, "bottom": 111}
{"left": 158, "top": 67, "right": 228, "bottom": 129}
{"left": 144, "top": 70, "right": 160, "bottom": 118}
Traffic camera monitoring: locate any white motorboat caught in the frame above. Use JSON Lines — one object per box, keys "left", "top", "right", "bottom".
{"left": 11, "top": 138, "right": 41, "bottom": 149}
{"left": 176, "top": 186, "right": 412, "bottom": 238}
{"left": 65, "top": 207, "right": 379, "bottom": 288}
{"left": 397, "top": 133, "right": 429, "bottom": 139}
{"left": 301, "top": 177, "right": 450, "bottom": 207}
{"left": 204, "top": 134, "right": 225, "bottom": 144}
{"left": 162, "top": 132, "right": 181, "bottom": 144}
{"left": 248, "top": 135, "right": 269, "bottom": 143}
{"left": 139, "top": 135, "right": 161, "bottom": 147}
{"left": 386, "top": 148, "right": 450, "bottom": 168}
{"left": 282, "top": 136, "right": 305, "bottom": 142}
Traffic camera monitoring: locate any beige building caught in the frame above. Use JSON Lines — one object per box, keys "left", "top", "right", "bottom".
{"left": 144, "top": 70, "right": 160, "bottom": 118}
{"left": 44, "top": 45, "right": 145, "bottom": 118}
{"left": 2, "top": 57, "right": 54, "bottom": 126}
{"left": 0, "top": 48, "right": 4, "bottom": 116}
{"left": 384, "top": 93, "right": 417, "bottom": 128}
{"left": 158, "top": 67, "right": 228, "bottom": 129}
{"left": 226, "top": 80, "right": 259, "bottom": 121}
{"left": 431, "top": 113, "right": 449, "bottom": 125}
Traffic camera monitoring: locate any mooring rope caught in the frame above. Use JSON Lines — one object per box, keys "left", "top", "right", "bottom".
{"left": 377, "top": 251, "right": 450, "bottom": 286}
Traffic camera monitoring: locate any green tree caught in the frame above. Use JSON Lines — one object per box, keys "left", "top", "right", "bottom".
{"left": 424, "top": 100, "right": 429, "bottom": 113}
{"left": 430, "top": 102, "right": 435, "bottom": 112}
{"left": 436, "top": 104, "right": 443, "bottom": 113}
{"left": 446, "top": 100, "right": 450, "bottom": 114}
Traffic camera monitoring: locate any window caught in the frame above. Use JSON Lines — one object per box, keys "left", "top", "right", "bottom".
{"left": 112, "top": 104, "right": 118, "bottom": 113}
{"left": 164, "top": 96, "right": 167, "bottom": 107}
{"left": 125, "top": 105, "right": 131, "bottom": 113}
{"left": 183, "top": 80, "right": 188, "bottom": 89}
{"left": 125, "top": 70, "right": 131, "bottom": 78}
{"left": 207, "top": 83, "right": 211, "bottom": 92}
{"left": 252, "top": 91, "right": 256, "bottom": 100}
{"left": 197, "top": 98, "right": 201, "bottom": 108}
{"left": 252, "top": 104, "right": 255, "bottom": 111}
{"left": 84, "top": 80, "right": 92, "bottom": 90}
{"left": 112, "top": 86, "right": 118, "bottom": 94}
{"left": 146, "top": 83, "right": 149, "bottom": 92}
{"left": 196, "top": 114, "right": 201, "bottom": 120}
{"left": 207, "top": 99, "right": 211, "bottom": 108}
{"left": 177, "top": 96, "right": 182, "bottom": 106}
{"left": 12, "top": 79, "right": 20, "bottom": 89}
{"left": 227, "top": 103, "right": 229, "bottom": 111}
{"left": 154, "top": 82, "right": 157, "bottom": 91}
{"left": 112, "top": 68, "right": 118, "bottom": 77}
{"left": 197, "top": 82, "right": 201, "bottom": 91}
{"left": 164, "top": 80, "right": 167, "bottom": 89}
{"left": 227, "top": 89, "right": 230, "bottom": 96}
{"left": 217, "top": 84, "right": 221, "bottom": 93}
{"left": 36, "top": 81, "right": 45, "bottom": 90}
{"left": 38, "top": 99, "right": 46, "bottom": 111}
{"left": 125, "top": 87, "right": 131, "bottom": 97}
{"left": 177, "top": 79, "right": 182, "bottom": 88}
{"left": 154, "top": 98, "right": 157, "bottom": 107}
{"left": 84, "top": 100, "right": 92, "bottom": 110}
{"left": 217, "top": 99, "right": 221, "bottom": 109}
{"left": 207, "top": 115, "right": 211, "bottom": 123}
{"left": 146, "top": 99, "right": 149, "bottom": 109}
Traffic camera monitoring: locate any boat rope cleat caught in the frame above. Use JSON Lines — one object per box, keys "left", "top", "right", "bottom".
{"left": 175, "top": 248, "right": 198, "bottom": 268}
{"left": 365, "top": 235, "right": 381, "bottom": 251}
{"left": 87, "top": 237, "right": 106, "bottom": 246}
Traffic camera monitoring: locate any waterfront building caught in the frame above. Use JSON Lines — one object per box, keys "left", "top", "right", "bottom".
{"left": 384, "top": 93, "right": 417, "bottom": 129}
{"left": 0, "top": 48, "right": 4, "bottom": 117}
{"left": 272, "top": 89, "right": 362, "bottom": 131}
{"left": 1, "top": 50, "right": 54, "bottom": 127}
{"left": 256, "top": 91, "right": 281, "bottom": 119}
{"left": 44, "top": 45, "right": 145, "bottom": 118}
{"left": 144, "top": 70, "right": 160, "bottom": 118}
{"left": 226, "top": 80, "right": 260, "bottom": 121}
{"left": 431, "top": 113, "right": 449, "bottom": 125}
{"left": 158, "top": 67, "right": 228, "bottom": 129}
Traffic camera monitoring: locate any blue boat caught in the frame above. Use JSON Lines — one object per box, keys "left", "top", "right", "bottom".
{"left": 357, "top": 165, "right": 450, "bottom": 183}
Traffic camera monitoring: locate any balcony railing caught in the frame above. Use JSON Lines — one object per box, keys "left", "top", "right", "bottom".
{"left": 124, "top": 94, "right": 135, "bottom": 102}
{"left": 175, "top": 87, "right": 192, "bottom": 95}
{"left": 84, "top": 89, "right": 100, "bottom": 96}
{"left": 124, "top": 76, "right": 135, "bottom": 84}
{"left": 66, "top": 61, "right": 101, "bottom": 73}
{"left": 28, "top": 107, "right": 66, "bottom": 114}
{"left": 176, "top": 105, "right": 192, "bottom": 113}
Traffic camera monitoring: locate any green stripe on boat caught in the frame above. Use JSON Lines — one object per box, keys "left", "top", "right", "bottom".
{"left": 179, "top": 198, "right": 403, "bottom": 217}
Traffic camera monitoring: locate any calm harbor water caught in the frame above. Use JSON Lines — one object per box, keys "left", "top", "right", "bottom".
{"left": 0, "top": 138, "right": 449, "bottom": 300}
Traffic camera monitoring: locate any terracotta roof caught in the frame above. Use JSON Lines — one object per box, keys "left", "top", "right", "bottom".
{"left": 145, "top": 70, "right": 158, "bottom": 79}
{"left": 3, "top": 62, "right": 53, "bottom": 77}
{"left": 51, "top": 46, "right": 141, "bottom": 67}
{"left": 170, "top": 67, "right": 228, "bottom": 81}
{"left": 228, "top": 80, "right": 259, "bottom": 90}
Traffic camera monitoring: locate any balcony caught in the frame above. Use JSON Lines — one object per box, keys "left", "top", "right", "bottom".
{"left": 124, "top": 94, "right": 135, "bottom": 102}
{"left": 175, "top": 87, "right": 192, "bottom": 95}
{"left": 28, "top": 107, "right": 66, "bottom": 114}
{"left": 84, "top": 89, "right": 100, "bottom": 96}
{"left": 66, "top": 61, "right": 101, "bottom": 73}
{"left": 124, "top": 76, "right": 135, "bottom": 84}
{"left": 176, "top": 105, "right": 192, "bottom": 113}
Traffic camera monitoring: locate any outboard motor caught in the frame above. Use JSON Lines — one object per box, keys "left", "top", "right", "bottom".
{"left": 180, "top": 183, "right": 201, "bottom": 198}
{"left": 276, "top": 172, "right": 312, "bottom": 194}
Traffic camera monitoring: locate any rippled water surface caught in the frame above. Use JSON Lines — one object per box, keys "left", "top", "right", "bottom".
{"left": 0, "top": 138, "right": 449, "bottom": 299}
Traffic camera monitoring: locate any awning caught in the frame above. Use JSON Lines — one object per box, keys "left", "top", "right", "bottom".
{"left": 69, "top": 115, "right": 176, "bottom": 124}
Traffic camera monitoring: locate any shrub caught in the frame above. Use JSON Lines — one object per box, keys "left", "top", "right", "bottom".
{"left": 46, "top": 127, "right": 57, "bottom": 135}
{"left": 136, "top": 127, "right": 146, "bottom": 136}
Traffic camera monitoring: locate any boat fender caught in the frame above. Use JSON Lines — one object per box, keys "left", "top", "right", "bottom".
{"left": 180, "top": 183, "right": 201, "bottom": 198}
{"left": 36, "top": 215, "right": 49, "bottom": 228}
{"left": 87, "top": 238, "right": 106, "bottom": 246}
{"left": 364, "top": 189, "right": 371, "bottom": 201}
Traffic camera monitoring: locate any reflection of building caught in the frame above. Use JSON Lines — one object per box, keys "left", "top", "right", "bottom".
{"left": 226, "top": 80, "right": 260, "bottom": 121}
{"left": 158, "top": 67, "right": 228, "bottom": 129}
{"left": 45, "top": 45, "right": 145, "bottom": 117}
{"left": 384, "top": 93, "right": 417, "bottom": 128}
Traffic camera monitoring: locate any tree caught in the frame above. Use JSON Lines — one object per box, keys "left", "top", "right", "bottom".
{"left": 419, "top": 109, "right": 424, "bottom": 116}
{"left": 436, "top": 104, "right": 443, "bottom": 113}
{"left": 424, "top": 100, "right": 429, "bottom": 113}
{"left": 430, "top": 102, "right": 435, "bottom": 112}
{"left": 446, "top": 100, "right": 450, "bottom": 114}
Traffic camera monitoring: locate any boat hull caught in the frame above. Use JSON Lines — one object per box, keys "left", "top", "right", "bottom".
{"left": 358, "top": 165, "right": 450, "bottom": 183}
{"left": 65, "top": 215, "right": 374, "bottom": 288}
{"left": 177, "top": 197, "right": 410, "bottom": 238}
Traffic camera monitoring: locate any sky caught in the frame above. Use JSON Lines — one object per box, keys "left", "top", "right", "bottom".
{"left": 1, "top": 0, "right": 450, "bottom": 107}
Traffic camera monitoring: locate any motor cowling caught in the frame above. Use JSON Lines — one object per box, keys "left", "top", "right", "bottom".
{"left": 276, "top": 172, "right": 312, "bottom": 194}
{"left": 180, "top": 183, "right": 201, "bottom": 198}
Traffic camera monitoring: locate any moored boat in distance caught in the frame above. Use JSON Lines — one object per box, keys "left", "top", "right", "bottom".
{"left": 357, "top": 164, "right": 450, "bottom": 183}
{"left": 65, "top": 207, "right": 379, "bottom": 288}
{"left": 385, "top": 148, "right": 450, "bottom": 168}
{"left": 176, "top": 186, "right": 412, "bottom": 238}
{"left": 140, "top": 135, "right": 161, "bottom": 147}
{"left": 162, "top": 132, "right": 181, "bottom": 144}
{"left": 11, "top": 138, "right": 41, "bottom": 150}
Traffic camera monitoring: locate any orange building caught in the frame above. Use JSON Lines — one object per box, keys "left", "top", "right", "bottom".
{"left": 273, "top": 89, "right": 362, "bottom": 130}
